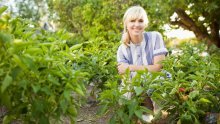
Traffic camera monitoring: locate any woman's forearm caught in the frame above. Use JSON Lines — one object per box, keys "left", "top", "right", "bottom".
{"left": 128, "top": 54, "right": 165, "bottom": 72}
{"left": 128, "top": 64, "right": 162, "bottom": 72}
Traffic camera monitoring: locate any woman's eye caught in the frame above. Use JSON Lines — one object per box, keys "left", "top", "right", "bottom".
{"left": 138, "top": 19, "right": 144, "bottom": 22}
{"left": 130, "top": 20, "right": 135, "bottom": 22}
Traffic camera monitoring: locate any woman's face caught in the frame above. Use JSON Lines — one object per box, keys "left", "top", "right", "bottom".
{"left": 126, "top": 17, "right": 145, "bottom": 37}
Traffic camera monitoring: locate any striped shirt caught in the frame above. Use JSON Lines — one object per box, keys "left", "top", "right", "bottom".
{"left": 117, "top": 31, "right": 168, "bottom": 65}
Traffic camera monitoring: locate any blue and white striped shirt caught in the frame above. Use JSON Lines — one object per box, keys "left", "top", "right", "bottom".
{"left": 117, "top": 31, "right": 168, "bottom": 65}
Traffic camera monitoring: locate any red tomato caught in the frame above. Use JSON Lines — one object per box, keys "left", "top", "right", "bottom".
{"left": 179, "top": 87, "right": 185, "bottom": 92}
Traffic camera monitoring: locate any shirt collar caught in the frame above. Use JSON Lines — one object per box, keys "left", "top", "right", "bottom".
{"left": 130, "top": 35, "right": 145, "bottom": 47}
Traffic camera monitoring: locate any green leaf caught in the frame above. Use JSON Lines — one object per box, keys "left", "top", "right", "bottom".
{"left": 0, "top": 69, "right": 4, "bottom": 76}
{"left": 0, "top": 6, "right": 7, "bottom": 15}
{"left": 32, "top": 85, "right": 41, "bottom": 93}
{"left": 67, "top": 105, "right": 77, "bottom": 116}
{"left": 32, "top": 100, "right": 45, "bottom": 115}
{"left": 18, "top": 80, "right": 28, "bottom": 89}
{"left": 169, "top": 86, "right": 178, "bottom": 95}
{"left": 1, "top": 74, "right": 13, "bottom": 93}
{"left": 180, "top": 113, "right": 193, "bottom": 123}
{"left": 69, "top": 115, "right": 76, "bottom": 124}
{"left": 0, "top": 91, "right": 11, "bottom": 108}
{"left": 189, "top": 90, "right": 199, "bottom": 99}
{"left": 128, "top": 100, "right": 137, "bottom": 118}
{"left": 134, "top": 87, "right": 144, "bottom": 96}
{"left": 41, "top": 86, "right": 51, "bottom": 95}
{"left": 139, "top": 106, "right": 153, "bottom": 114}
{"left": 134, "top": 109, "right": 143, "bottom": 119}
{"left": 22, "top": 56, "right": 36, "bottom": 71}
{"left": 11, "top": 66, "right": 21, "bottom": 79}
{"left": 60, "top": 99, "right": 67, "bottom": 113}
{"left": 12, "top": 55, "right": 27, "bottom": 70}
{"left": 74, "top": 87, "right": 85, "bottom": 96}
{"left": 25, "top": 47, "right": 42, "bottom": 55}
{"left": 197, "top": 110, "right": 205, "bottom": 115}
{"left": 109, "top": 115, "right": 117, "bottom": 124}
{"left": 63, "top": 90, "right": 71, "bottom": 101}
{"left": 199, "top": 98, "right": 211, "bottom": 103}
{"left": 97, "top": 104, "right": 108, "bottom": 115}
{"left": 152, "top": 93, "right": 164, "bottom": 101}
{"left": 66, "top": 83, "right": 85, "bottom": 96}
{"left": 2, "top": 115, "right": 15, "bottom": 124}
{"left": 39, "top": 116, "right": 49, "bottom": 124}
{"left": 206, "top": 81, "right": 217, "bottom": 89}
{"left": 47, "top": 74, "right": 60, "bottom": 86}
{"left": 207, "top": 74, "right": 215, "bottom": 79}
{"left": 70, "top": 43, "right": 82, "bottom": 51}
{"left": 58, "top": 64, "right": 68, "bottom": 73}
{"left": 0, "top": 32, "right": 12, "bottom": 43}
{"left": 194, "top": 118, "right": 200, "bottom": 124}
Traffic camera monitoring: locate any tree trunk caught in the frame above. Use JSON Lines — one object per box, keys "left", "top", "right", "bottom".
{"left": 210, "top": 20, "right": 220, "bottom": 48}
{"left": 170, "top": 8, "right": 220, "bottom": 48}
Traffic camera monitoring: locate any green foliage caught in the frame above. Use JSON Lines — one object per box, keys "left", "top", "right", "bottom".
{"left": 151, "top": 0, "right": 220, "bottom": 27}
{"left": 2, "top": 1, "right": 220, "bottom": 123}
{"left": 99, "top": 43, "right": 220, "bottom": 123}
{"left": 48, "top": 0, "right": 166, "bottom": 43}
{"left": 99, "top": 70, "right": 162, "bottom": 123}
{"left": 0, "top": 9, "right": 88, "bottom": 123}
{"left": 71, "top": 37, "right": 118, "bottom": 91}
{"left": 14, "top": 0, "right": 49, "bottom": 22}
{"left": 0, "top": 6, "right": 8, "bottom": 15}
{"left": 12, "top": 0, "right": 220, "bottom": 47}
{"left": 154, "top": 44, "right": 220, "bottom": 123}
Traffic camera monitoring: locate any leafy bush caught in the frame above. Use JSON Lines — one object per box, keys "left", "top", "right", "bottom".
{"left": 155, "top": 44, "right": 220, "bottom": 123}
{"left": 73, "top": 38, "right": 118, "bottom": 89}
{"left": 99, "top": 43, "right": 220, "bottom": 124}
{"left": 99, "top": 70, "right": 163, "bottom": 123}
{"left": 0, "top": 8, "right": 88, "bottom": 123}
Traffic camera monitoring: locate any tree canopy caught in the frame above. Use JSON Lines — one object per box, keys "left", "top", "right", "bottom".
{"left": 12, "top": 0, "right": 220, "bottom": 47}
{"left": 48, "top": 0, "right": 168, "bottom": 42}
{"left": 47, "top": 0, "right": 220, "bottom": 47}
{"left": 150, "top": 0, "right": 220, "bottom": 47}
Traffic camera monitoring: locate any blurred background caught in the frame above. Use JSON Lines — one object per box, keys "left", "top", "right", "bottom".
{"left": 2, "top": 0, "right": 219, "bottom": 48}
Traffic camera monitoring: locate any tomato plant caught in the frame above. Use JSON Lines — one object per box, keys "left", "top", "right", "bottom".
{"left": 99, "top": 43, "right": 220, "bottom": 124}
{"left": 152, "top": 44, "right": 220, "bottom": 123}
{"left": 0, "top": 7, "right": 88, "bottom": 123}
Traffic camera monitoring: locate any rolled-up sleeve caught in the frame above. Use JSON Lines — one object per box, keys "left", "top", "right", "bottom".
{"left": 153, "top": 32, "right": 168, "bottom": 56}
{"left": 117, "top": 45, "right": 129, "bottom": 63}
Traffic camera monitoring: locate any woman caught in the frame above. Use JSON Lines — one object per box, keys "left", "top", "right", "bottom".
{"left": 117, "top": 5, "right": 168, "bottom": 74}
{"left": 116, "top": 5, "right": 168, "bottom": 123}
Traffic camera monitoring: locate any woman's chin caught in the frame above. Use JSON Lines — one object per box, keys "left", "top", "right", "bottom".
{"left": 131, "top": 32, "right": 142, "bottom": 36}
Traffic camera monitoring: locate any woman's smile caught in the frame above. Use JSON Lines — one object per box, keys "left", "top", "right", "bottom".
{"left": 127, "top": 18, "right": 145, "bottom": 37}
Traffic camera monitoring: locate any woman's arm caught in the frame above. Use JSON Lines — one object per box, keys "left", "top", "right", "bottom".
{"left": 117, "top": 54, "right": 165, "bottom": 74}
{"left": 129, "top": 54, "right": 165, "bottom": 72}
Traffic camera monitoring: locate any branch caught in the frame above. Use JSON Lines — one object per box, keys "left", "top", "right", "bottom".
{"left": 170, "top": 21, "right": 189, "bottom": 30}
{"left": 172, "top": 8, "right": 209, "bottom": 40}
{"left": 210, "top": 20, "right": 220, "bottom": 47}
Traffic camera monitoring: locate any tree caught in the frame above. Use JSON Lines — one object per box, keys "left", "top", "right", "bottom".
{"left": 146, "top": 0, "right": 220, "bottom": 47}
{"left": 13, "top": 0, "right": 49, "bottom": 22}
{"left": 48, "top": 0, "right": 220, "bottom": 47}
{"left": 48, "top": 0, "right": 165, "bottom": 43}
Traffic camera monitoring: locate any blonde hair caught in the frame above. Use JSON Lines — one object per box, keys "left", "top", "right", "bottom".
{"left": 122, "top": 6, "right": 148, "bottom": 46}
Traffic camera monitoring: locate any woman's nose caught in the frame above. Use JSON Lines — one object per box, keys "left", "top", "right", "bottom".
{"left": 134, "top": 21, "right": 140, "bottom": 26}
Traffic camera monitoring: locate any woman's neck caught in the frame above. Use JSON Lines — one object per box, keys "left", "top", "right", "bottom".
{"left": 130, "top": 35, "right": 143, "bottom": 44}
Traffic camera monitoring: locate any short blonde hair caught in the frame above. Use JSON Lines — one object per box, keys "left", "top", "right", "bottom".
{"left": 122, "top": 6, "right": 148, "bottom": 46}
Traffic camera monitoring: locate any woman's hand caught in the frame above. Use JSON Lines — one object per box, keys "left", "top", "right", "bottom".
{"left": 117, "top": 63, "right": 129, "bottom": 74}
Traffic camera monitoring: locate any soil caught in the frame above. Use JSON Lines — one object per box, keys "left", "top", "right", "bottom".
{"left": 76, "top": 103, "right": 111, "bottom": 124}
{"left": 76, "top": 85, "right": 112, "bottom": 124}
